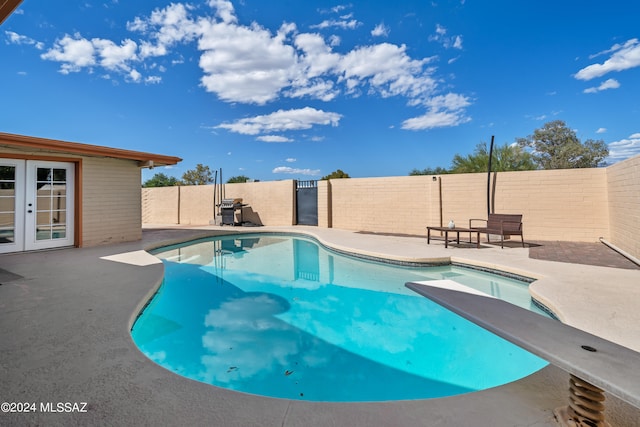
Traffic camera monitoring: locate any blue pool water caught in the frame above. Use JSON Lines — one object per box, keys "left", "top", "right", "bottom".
{"left": 131, "top": 234, "right": 549, "bottom": 401}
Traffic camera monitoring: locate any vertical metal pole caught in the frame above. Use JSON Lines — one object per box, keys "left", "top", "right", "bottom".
{"left": 213, "top": 170, "right": 218, "bottom": 218}
{"left": 438, "top": 176, "right": 443, "bottom": 228}
{"left": 487, "top": 135, "right": 495, "bottom": 217}
{"left": 220, "top": 168, "right": 225, "bottom": 200}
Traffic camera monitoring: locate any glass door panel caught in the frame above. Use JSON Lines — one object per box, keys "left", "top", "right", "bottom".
{"left": 0, "top": 160, "right": 25, "bottom": 253}
{"left": 25, "top": 161, "right": 74, "bottom": 251}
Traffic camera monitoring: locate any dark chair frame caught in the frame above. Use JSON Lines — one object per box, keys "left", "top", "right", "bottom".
{"left": 469, "top": 213, "right": 524, "bottom": 249}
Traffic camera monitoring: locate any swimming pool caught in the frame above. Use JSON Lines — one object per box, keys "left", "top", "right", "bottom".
{"left": 131, "top": 233, "right": 549, "bottom": 401}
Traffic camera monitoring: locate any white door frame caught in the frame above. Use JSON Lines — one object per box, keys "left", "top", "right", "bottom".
{"left": 24, "top": 160, "right": 75, "bottom": 251}
{"left": 0, "top": 158, "right": 25, "bottom": 254}
{"left": 0, "top": 158, "right": 75, "bottom": 253}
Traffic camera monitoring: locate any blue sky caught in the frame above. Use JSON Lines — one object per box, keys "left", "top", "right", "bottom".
{"left": 2, "top": 0, "right": 640, "bottom": 182}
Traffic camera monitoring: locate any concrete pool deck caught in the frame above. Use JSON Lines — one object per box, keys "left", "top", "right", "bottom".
{"left": 1, "top": 225, "right": 639, "bottom": 426}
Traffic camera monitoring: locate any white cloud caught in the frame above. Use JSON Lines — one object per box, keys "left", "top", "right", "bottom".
{"left": 453, "top": 35, "right": 463, "bottom": 49}
{"left": 294, "top": 32, "right": 341, "bottom": 78}
{"left": 256, "top": 135, "right": 293, "bottom": 143}
{"left": 402, "top": 93, "right": 471, "bottom": 130}
{"left": 329, "top": 5, "right": 348, "bottom": 14}
{"left": 429, "top": 24, "right": 463, "bottom": 50}
{"left": 371, "top": 23, "right": 389, "bottom": 37}
{"left": 583, "top": 78, "right": 620, "bottom": 93}
{"left": 424, "top": 93, "right": 471, "bottom": 111}
{"left": 575, "top": 39, "right": 640, "bottom": 81}
{"left": 41, "top": 34, "right": 96, "bottom": 73}
{"left": 198, "top": 20, "right": 298, "bottom": 104}
{"left": 92, "top": 38, "right": 138, "bottom": 71}
{"left": 32, "top": 1, "right": 472, "bottom": 127}
{"left": 272, "top": 166, "right": 321, "bottom": 176}
{"left": 607, "top": 133, "right": 640, "bottom": 163}
{"left": 207, "top": 0, "right": 237, "bottom": 24}
{"left": 128, "top": 69, "right": 141, "bottom": 82}
{"left": 216, "top": 107, "right": 342, "bottom": 135}
{"left": 596, "top": 127, "right": 607, "bottom": 134}
{"left": 401, "top": 109, "right": 470, "bottom": 130}
{"left": 40, "top": 32, "right": 141, "bottom": 75}
{"left": 128, "top": 3, "right": 199, "bottom": 58}
{"left": 5, "top": 31, "right": 44, "bottom": 49}
{"left": 337, "top": 43, "right": 438, "bottom": 100}
{"left": 285, "top": 158, "right": 296, "bottom": 162}
{"left": 311, "top": 19, "right": 360, "bottom": 30}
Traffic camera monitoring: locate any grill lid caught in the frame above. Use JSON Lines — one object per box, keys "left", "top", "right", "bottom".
{"left": 220, "top": 198, "right": 243, "bottom": 207}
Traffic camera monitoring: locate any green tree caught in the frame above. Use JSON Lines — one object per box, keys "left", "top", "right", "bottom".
{"left": 516, "top": 120, "right": 609, "bottom": 169}
{"left": 451, "top": 142, "right": 536, "bottom": 173}
{"left": 181, "top": 164, "right": 214, "bottom": 185}
{"left": 321, "top": 169, "right": 350, "bottom": 180}
{"left": 142, "top": 172, "right": 181, "bottom": 187}
{"left": 227, "top": 175, "right": 250, "bottom": 183}
{"left": 409, "top": 167, "right": 450, "bottom": 176}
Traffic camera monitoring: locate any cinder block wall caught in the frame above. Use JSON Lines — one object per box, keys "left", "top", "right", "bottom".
{"left": 328, "top": 176, "right": 433, "bottom": 235}
{"left": 142, "top": 186, "right": 179, "bottom": 224}
{"left": 488, "top": 169, "right": 609, "bottom": 241}
{"left": 222, "top": 180, "right": 296, "bottom": 226}
{"left": 438, "top": 173, "right": 487, "bottom": 229}
{"left": 142, "top": 156, "right": 639, "bottom": 257}
{"left": 142, "top": 180, "right": 297, "bottom": 226}
{"left": 82, "top": 157, "right": 142, "bottom": 246}
{"left": 324, "top": 169, "right": 610, "bottom": 241}
{"left": 317, "top": 180, "right": 331, "bottom": 228}
{"left": 179, "top": 185, "right": 214, "bottom": 225}
{"left": 607, "top": 155, "right": 640, "bottom": 259}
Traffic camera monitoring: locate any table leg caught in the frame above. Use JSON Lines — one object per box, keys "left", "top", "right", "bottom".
{"left": 444, "top": 230, "right": 448, "bottom": 248}
{"left": 427, "top": 228, "right": 431, "bottom": 244}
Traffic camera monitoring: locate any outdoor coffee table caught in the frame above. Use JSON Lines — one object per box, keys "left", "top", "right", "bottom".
{"left": 426, "top": 226, "right": 480, "bottom": 248}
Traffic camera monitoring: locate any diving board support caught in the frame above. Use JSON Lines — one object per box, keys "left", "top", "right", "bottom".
{"left": 406, "top": 280, "right": 640, "bottom": 426}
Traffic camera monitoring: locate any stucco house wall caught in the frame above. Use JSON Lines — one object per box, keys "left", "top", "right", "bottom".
{"left": 0, "top": 146, "right": 143, "bottom": 246}
{"left": 1, "top": 132, "right": 180, "bottom": 250}
{"left": 81, "top": 156, "right": 143, "bottom": 246}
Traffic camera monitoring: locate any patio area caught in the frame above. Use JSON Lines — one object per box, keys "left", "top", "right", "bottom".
{"left": 0, "top": 225, "right": 639, "bottom": 426}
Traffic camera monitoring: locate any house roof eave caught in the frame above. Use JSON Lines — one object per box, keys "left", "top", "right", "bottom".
{"left": 0, "top": 132, "right": 182, "bottom": 167}
{"left": 0, "top": 0, "right": 24, "bottom": 25}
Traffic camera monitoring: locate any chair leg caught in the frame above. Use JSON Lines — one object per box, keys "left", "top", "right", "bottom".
{"left": 521, "top": 234, "right": 525, "bottom": 248}
{"left": 501, "top": 235, "right": 504, "bottom": 249}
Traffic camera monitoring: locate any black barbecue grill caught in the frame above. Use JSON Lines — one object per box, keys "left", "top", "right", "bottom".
{"left": 218, "top": 198, "right": 246, "bottom": 226}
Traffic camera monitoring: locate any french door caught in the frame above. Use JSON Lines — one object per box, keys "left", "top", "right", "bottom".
{"left": 0, "top": 159, "right": 75, "bottom": 253}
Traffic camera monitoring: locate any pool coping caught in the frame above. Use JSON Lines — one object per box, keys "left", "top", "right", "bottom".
{"left": 1, "top": 225, "right": 639, "bottom": 426}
